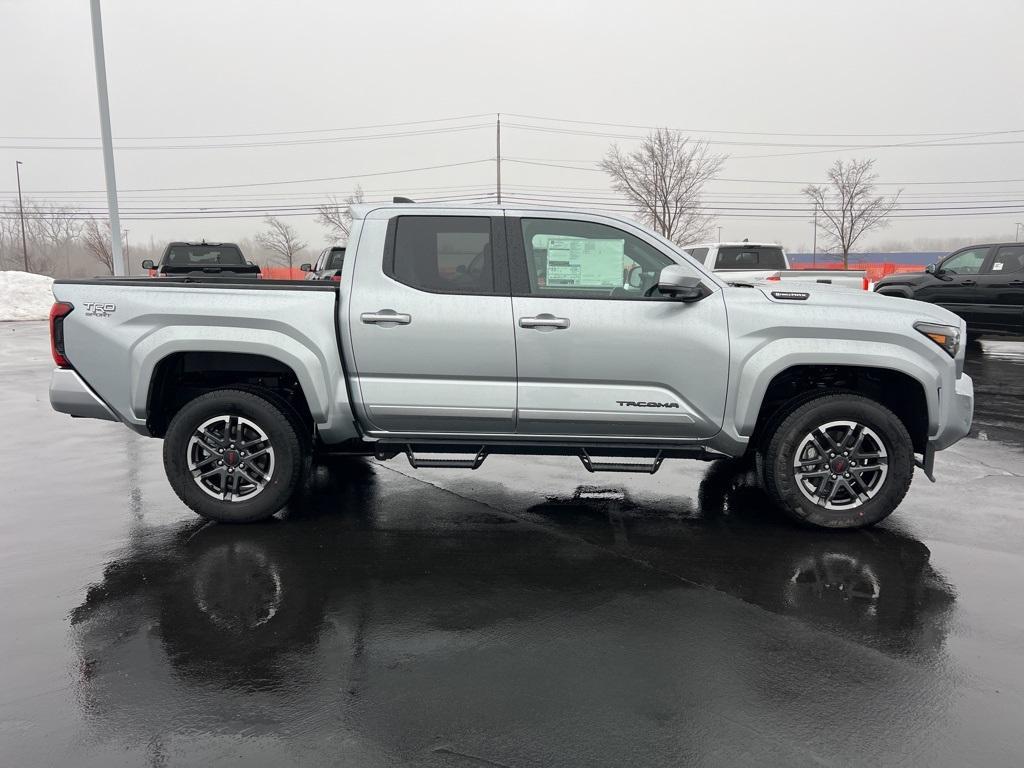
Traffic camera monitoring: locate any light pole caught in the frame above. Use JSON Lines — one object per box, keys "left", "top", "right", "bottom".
{"left": 89, "top": 0, "right": 126, "bottom": 276}
{"left": 717, "top": 226, "right": 722, "bottom": 241}
{"left": 15, "top": 161, "right": 28, "bottom": 272}
{"left": 1015, "top": 222, "right": 1023, "bottom": 242}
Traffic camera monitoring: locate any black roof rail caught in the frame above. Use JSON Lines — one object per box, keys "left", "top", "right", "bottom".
{"left": 393, "top": 196, "right": 416, "bottom": 203}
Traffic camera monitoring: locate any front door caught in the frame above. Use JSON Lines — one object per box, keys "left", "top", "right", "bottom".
{"left": 347, "top": 213, "right": 516, "bottom": 435}
{"left": 506, "top": 214, "right": 729, "bottom": 440}
{"left": 916, "top": 246, "right": 991, "bottom": 329}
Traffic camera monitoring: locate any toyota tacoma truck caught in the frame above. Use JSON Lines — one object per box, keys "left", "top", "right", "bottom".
{"left": 48, "top": 203, "right": 974, "bottom": 529}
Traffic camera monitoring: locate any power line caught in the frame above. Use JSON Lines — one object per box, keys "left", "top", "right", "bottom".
{"left": 0, "top": 113, "right": 495, "bottom": 141}
{"left": 503, "top": 112, "right": 1024, "bottom": 139}
{"left": 0, "top": 123, "right": 492, "bottom": 151}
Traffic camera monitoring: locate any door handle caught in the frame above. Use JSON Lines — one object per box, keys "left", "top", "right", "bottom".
{"left": 361, "top": 309, "right": 411, "bottom": 325}
{"left": 519, "top": 314, "right": 570, "bottom": 329}
{"left": 1008, "top": 280, "right": 1024, "bottom": 286}
{"left": 959, "top": 279, "right": 977, "bottom": 287}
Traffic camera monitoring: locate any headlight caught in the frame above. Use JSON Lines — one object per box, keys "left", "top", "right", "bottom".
{"left": 914, "top": 321, "right": 960, "bottom": 358}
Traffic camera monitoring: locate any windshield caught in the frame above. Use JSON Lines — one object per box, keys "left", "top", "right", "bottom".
{"left": 715, "top": 246, "right": 786, "bottom": 270}
{"left": 163, "top": 244, "right": 245, "bottom": 266}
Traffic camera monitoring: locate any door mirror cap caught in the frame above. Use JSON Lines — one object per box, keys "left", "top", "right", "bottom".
{"left": 925, "top": 262, "right": 938, "bottom": 274}
{"left": 141, "top": 259, "right": 155, "bottom": 270}
{"left": 299, "top": 263, "right": 312, "bottom": 272}
{"left": 657, "top": 265, "right": 707, "bottom": 302}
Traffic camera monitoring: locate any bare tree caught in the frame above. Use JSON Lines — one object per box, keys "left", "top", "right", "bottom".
{"left": 315, "top": 185, "right": 365, "bottom": 244}
{"left": 600, "top": 129, "right": 726, "bottom": 246}
{"left": 803, "top": 159, "right": 902, "bottom": 268}
{"left": 28, "top": 202, "right": 81, "bottom": 276}
{"left": 256, "top": 216, "right": 307, "bottom": 271}
{"left": 81, "top": 217, "right": 116, "bottom": 274}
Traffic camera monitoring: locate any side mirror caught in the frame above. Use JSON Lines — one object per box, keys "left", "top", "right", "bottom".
{"left": 299, "top": 263, "right": 312, "bottom": 272}
{"left": 656, "top": 265, "right": 707, "bottom": 302}
{"left": 141, "top": 259, "right": 155, "bottom": 270}
{"left": 925, "top": 263, "right": 938, "bottom": 275}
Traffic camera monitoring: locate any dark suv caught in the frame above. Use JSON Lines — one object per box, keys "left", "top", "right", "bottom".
{"left": 300, "top": 246, "right": 346, "bottom": 282}
{"left": 875, "top": 243, "right": 1024, "bottom": 338}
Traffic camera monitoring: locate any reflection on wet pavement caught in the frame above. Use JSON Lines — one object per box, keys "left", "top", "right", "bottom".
{"left": 1, "top": 322, "right": 1023, "bottom": 767}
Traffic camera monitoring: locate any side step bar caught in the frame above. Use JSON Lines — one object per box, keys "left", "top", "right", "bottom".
{"left": 404, "top": 445, "right": 488, "bottom": 470}
{"left": 579, "top": 449, "right": 663, "bottom": 474}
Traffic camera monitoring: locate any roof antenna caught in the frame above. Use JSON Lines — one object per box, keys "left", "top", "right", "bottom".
{"left": 393, "top": 196, "right": 415, "bottom": 203}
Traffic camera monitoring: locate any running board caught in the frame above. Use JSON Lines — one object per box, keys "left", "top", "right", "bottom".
{"left": 404, "top": 445, "right": 488, "bottom": 470}
{"left": 579, "top": 449, "right": 664, "bottom": 474}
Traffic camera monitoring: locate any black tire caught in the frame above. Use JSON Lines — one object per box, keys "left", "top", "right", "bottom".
{"left": 163, "top": 389, "right": 305, "bottom": 523}
{"left": 762, "top": 394, "right": 914, "bottom": 529}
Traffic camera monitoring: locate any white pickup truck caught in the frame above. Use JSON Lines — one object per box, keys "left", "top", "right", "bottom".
{"left": 48, "top": 203, "right": 972, "bottom": 529}
{"left": 684, "top": 242, "right": 870, "bottom": 290}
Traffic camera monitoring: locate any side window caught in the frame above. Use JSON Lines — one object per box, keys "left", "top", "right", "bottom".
{"left": 990, "top": 245, "right": 1024, "bottom": 274}
{"left": 518, "top": 218, "right": 674, "bottom": 299}
{"left": 941, "top": 248, "right": 988, "bottom": 275}
{"left": 688, "top": 247, "right": 709, "bottom": 263}
{"left": 389, "top": 216, "right": 494, "bottom": 294}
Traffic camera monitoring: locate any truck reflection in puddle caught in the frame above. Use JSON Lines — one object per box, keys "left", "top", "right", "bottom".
{"left": 69, "top": 457, "right": 955, "bottom": 725}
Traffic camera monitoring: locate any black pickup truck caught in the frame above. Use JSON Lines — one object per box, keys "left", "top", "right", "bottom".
{"left": 875, "top": 243, "right": 1024, "bottom": 338}
{"left": 142, "top": 241, "right": 262, "bottom": 278}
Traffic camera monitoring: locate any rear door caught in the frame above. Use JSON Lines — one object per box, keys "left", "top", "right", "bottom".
{"left": 506, "top": 213, "right": 729, "bottom": 440}
{"left": 347, "top": 212, "right": 516, "bottom": 435}
{"left": 984, "top": 244, "right": 1024, "bottom": 333}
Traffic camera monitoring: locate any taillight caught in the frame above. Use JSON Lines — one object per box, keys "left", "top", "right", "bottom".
{"left": 49, "top": 302, "right": 74, "bottom": 368}
{"left": 862, "top": 276, "right": 870, "bottom": 291}
{"left": 330, "top": 274, "right": 342, "bottom": 282}
{"left": 766, "top": 274, "right": 781, "bottom": 282}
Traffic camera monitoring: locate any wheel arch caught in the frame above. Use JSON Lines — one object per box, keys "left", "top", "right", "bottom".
{"left": 737, "top": 346, "right": 939, "bottom": 456}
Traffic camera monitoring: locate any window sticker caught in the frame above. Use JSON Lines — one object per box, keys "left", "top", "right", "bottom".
{"left": 993, "top": 262, "right": 1004, "bottom": 271}
{"left": 543, "top": 237, "right": 625, "bottom": 287}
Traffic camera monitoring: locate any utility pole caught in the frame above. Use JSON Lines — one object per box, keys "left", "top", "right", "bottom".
{"left": 495, "top": 113, "right": 502, "bottom": 205}
{"left": 812, "top": 205, "right": 818, "bottom": 267}
{"left": 89, "top": 0, "right": 126, "bottom": 276}
{"left": 123, "top": 228, "right": 129, "bottom": 270}
{"left": 15, "top": 161, "right": 28, "bottom": 272}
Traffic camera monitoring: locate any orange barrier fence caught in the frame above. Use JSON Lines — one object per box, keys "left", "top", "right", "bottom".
{"left": 260, "top": 266, "right": 306, "bottom": 280}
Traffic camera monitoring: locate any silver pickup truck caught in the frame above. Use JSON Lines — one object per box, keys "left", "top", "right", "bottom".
{"left": 683, "top": 241, "right": 870, "bottom": 290}
{"left": 48, "top": 203, "right": 974, "bottom": 529}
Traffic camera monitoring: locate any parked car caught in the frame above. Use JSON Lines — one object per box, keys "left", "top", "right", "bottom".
{"left": 49, "top": 203, "right": 973, "bottom": 529}
{"left": 142, "top": 241, "right": 261, "bottom": 279}
{"left": 874, "top": 243, "right": 1024, "bottom": 338}
{"left": 683, "top": 241, "right": 870, "bottom": 290}
{"left": 301, "top": 246, "right": 346, "bottom": 281}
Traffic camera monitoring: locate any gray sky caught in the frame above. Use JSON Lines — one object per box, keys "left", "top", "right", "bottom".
{"left": 2, "top": 0, "right": 1023, "bottom": 254}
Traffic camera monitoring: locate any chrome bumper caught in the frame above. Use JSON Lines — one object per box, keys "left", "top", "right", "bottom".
{"left": 931, "top": 373, "right": 974, "bottom": 451}
{"left": 49, "top": 368, "right": 118, "bottom": 422}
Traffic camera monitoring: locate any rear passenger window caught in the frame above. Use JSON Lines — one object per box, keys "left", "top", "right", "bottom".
{"left": 991, "top": 245, "right": 1024, "bottom": 274}
{"left": 389, "top": 216, "right": 494, "bottom": 294}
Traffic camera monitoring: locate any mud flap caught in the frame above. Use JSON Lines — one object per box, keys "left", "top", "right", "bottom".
{"left": 915, "top": 444, "right": 936, "bottom": 482}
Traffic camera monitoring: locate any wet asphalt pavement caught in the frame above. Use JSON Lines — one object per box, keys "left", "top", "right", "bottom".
{"left": 2, "top": 322, "right": 1024, "bottom": 767}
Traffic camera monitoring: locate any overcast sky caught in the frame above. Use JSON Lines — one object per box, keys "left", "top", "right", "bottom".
{"left": 2, "top": 0, "right": 1023, "bottom": 254}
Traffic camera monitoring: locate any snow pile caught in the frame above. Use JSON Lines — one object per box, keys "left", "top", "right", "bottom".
{"left": 0, "top": 271, "right": 55, "bottom": 321}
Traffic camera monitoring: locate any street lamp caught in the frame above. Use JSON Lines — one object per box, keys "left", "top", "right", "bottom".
{"left": 15, "top": 161, "right": 28, "bottom": 272}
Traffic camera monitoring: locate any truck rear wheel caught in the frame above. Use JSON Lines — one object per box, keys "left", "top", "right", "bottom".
{"left": 762, "top": 394, "right": 914, "bottom": 529}
{"left": 163, "top": 389, "right": 304, "bottom": 523}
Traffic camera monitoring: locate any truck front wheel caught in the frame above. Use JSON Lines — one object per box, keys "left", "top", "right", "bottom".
{"left": 163, "top": 389, "right": 305, "bottom": 523}
{"left": 762, "top": 394, "right": 914, "bottom": 529}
